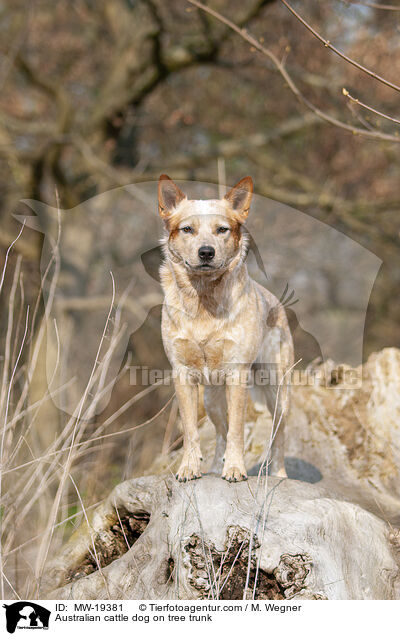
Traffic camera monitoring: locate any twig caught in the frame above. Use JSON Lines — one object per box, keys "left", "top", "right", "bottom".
{"left": 0, "top": 222, "right": 25, "bottom": 297}
{"left": 279, "top": 0, "right": 400, "bottom": 94}
{"left": 3, "top": 387, "right": 174, "bottom": 479}
{"left": 162, "top": 398, "right": 179, "bottom": 455}
{"left": 342, "top": 88, "right": 400, "bottom": 126}
{"left": 4, "top": 502, "right": 99, "bottom": 558}
{"left": 69, "top": 473, "right": 111, "bottom": 599}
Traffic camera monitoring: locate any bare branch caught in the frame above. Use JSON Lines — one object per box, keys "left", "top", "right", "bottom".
{"left": 16, "top": 55, "right": 71, "bottom": 132}
{"left": 186, "top": 0, "right": 400, "bottom": 143}
{"left": 342, "top": 88, "right": 400, "bottom": 126}
{"left": 279, "top": 0, "right": 400, "bottom": 93}
{"left": 0, "top": 3, "right": 33, "bottom": 91}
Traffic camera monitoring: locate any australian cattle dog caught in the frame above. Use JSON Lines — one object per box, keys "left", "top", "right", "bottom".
{"left": 158, "top": 175, "right": 294, "bottom": 482}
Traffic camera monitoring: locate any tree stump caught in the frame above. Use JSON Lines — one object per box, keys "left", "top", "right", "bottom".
{"left": 283, "top": 347, "right": 400, "bottom": 525}
{"left": 43, "top": 475, "right": 400, "bottom": 600}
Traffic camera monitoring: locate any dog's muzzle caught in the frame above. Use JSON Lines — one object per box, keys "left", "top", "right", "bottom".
{"left": 198, "top": 245, "right": 215, "bottom": 263}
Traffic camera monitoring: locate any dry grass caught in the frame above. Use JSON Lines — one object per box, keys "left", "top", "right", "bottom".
{"left": 0, "top": 226, "right": 172, "bottom": 600}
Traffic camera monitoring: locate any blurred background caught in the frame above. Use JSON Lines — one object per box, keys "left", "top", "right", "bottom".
{"left": 0, "top": 0, "right": 399, "bottom": 598}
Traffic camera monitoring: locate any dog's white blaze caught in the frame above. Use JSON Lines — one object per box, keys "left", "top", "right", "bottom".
{"left": 177, "top": 199, "right": 229, "bottom": 218}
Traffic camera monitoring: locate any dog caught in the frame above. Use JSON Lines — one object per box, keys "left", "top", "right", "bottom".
{"left": 158, "top": 174, "right": 294, "bottom": 482}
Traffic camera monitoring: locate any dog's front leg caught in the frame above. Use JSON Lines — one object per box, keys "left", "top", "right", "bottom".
{"left": 222, "top": 379, "right": 248, "bottom": 482}
{"left": 174, "top": 377, "right": 202, "bottom": 482}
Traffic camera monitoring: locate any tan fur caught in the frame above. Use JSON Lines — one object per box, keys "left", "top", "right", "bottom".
{"left": 158, "top": 175, "right": 294, "bottom": 482}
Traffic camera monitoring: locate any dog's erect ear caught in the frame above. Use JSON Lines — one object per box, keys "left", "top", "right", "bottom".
{"left": 158, "top": 175, "right": 186, "bottom": 219}
{"left": 224, "top": 176, "right": 253, "bottom": 221}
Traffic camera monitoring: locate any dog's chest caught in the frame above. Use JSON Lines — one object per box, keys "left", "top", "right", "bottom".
{"left": 165, "top": 311, "right": 260, "bottom": 375}
{"left": 161, "top": 273, "right": 267, "bottom": 376}
{"left": 174, "top": 333, "right": 232, "bottom": 372}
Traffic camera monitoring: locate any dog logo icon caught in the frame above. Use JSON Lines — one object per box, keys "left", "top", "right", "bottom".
{"left": 3, "top": 602, "right": 50, "bottom": 633}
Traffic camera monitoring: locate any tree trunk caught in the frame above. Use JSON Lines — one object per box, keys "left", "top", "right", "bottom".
{"left": 43, "top": 475, "right": 400, "bottom": 600}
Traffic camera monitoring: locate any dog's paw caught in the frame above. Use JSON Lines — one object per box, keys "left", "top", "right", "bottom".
{"left": 222, "top": 464, "right": 248, "bottom": 483}
{"left": 176, "top": 456, "right": 203, "bottom": 482}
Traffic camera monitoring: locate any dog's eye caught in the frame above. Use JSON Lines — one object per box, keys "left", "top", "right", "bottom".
{"left": 181, "top": 226, "right": 193, "bottom": 234}
{"left": 217, "top": 227, "right": 229, "bottom": 234}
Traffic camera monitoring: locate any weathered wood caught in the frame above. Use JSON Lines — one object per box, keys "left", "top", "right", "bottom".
{"left": 147, "top": 348, "right": 400, "bottom": 525}
{"left": 284, "top": 348, "right": 400, "bottom": 525}
{"left": 43, "top": 475, "right": 400, "bottom": 600}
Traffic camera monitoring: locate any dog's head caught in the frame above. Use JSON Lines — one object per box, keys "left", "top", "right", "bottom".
{"left": 158, "top": 175, "right": 253, "bottom": 274}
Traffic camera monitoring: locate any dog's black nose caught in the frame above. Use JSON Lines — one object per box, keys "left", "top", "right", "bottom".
{"left": 198, "top": 245, "right": 215, "bottom": 262}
